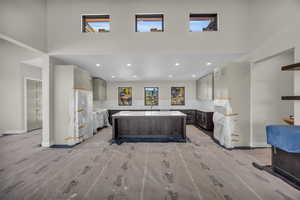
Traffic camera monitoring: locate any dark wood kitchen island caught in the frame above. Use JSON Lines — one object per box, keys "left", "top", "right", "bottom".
{"left": 112, "top": 111, "right": 186, "bottom": 143}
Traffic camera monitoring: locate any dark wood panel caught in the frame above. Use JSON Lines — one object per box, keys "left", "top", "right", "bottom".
{"left": 281, "top": 96, "right": 300, "bottom": 100}
{"left": 176, "top": 109, "right": 195, "bottom": 124}
{"left": 281, "top": 62, "right": 300, "bottom": 71}
{"left": 112, "top": 116, "right": 186, "bottom": 141}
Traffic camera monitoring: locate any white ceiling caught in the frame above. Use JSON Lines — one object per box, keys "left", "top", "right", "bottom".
{"left": 55, "top": 53, "right": 243, "bottom": 81}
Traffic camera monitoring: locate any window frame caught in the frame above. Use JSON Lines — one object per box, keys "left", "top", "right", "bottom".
{"left": 144, "top": 87, "right": 159, "bottom": 106}
{"left": 81, "top": 14, "right": 111, "bottom": 33}
{"left": 189, "top": 13, "right": 219, "bottom": 32}
{"left": 135, "top": 14, "right": 164, "bottom": 32}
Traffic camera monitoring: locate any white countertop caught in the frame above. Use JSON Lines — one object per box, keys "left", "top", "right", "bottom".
{"left": 112, "top": 111, "right": 186, "bottom": 117}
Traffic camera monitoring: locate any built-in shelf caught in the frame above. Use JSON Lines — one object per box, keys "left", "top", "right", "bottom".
{"left": 281, "top": 96, "right": 300, "bottom": 100}
{"left": 281, "top": 62, "right": 300, "bottom": 71}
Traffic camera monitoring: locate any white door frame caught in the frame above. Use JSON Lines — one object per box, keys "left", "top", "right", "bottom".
{"left": 24, "top": 77, "right": 43, "bottom": 132}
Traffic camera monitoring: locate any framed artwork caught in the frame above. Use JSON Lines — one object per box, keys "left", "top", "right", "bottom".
{"left": 118, "top": 87, "right": 132, "bottom": 106}
{"left": 144, "top": 87, "right": 159, "bottom": 106}
{"left": 171, "top": 87, "right": 185, "bottom": 105}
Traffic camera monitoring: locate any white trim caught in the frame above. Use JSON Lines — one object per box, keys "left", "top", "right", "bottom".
{"left": 41, "top": 141, "right": 50, "bottom": 147}
{"left": 249, "top": 62, "right": 254, "bottom": 147}
{"left": 0, "top": 33, "right": 45, "bottom": 55}
{"left": 2, "top": 130, "right": 27, "bottom": 134}
{"left": 24, "top": 77, "right": 43, "bottom": 132}
{"left": 41, "top": 63, "right": 51, "bottom": 147}
{"left": 251, "top": 143, "right": 271, "bottom": 148}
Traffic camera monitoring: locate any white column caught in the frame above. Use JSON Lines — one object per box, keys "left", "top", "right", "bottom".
{"left": 42, "top": 56, "right": 52, "bottom": 147}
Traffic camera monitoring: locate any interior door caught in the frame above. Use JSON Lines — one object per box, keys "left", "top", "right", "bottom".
{"left": 27, "top": 79, "right": 42, "bottom": 131}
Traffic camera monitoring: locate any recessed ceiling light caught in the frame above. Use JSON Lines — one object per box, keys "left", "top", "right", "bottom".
{"left": 206, "top": 62, "right": 212, "bottom": 66}
{"left": 192, "top": 74, "right": 196, "bottom": 78}
{"left": 96, "top": 64, "right": 101, "bottom": 67}
{"left": 168, "top": 74, "right": 173, "bottom": 78}
{"left": 133, "top": 75, "right": 137, "bottom": 78}
{"left": 111, "top": 75, "right": 116, "bottom": 78}
{"left": 127, "top": 63, "right": 132, "bottom": 67}
{"left": 175, "top": 62, "right": 180, "bottom": 66}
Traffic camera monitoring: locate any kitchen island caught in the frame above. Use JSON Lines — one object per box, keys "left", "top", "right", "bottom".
{"left": 112, "top": 111, "right": 186, "bottom": 143}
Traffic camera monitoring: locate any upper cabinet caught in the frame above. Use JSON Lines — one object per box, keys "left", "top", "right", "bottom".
{"left": 92, "top": 78, "right": 107, "bottom": 101}
{"left": 214, "top": 62, "right": 250, "bottom": 102}
{"left": 74, "top": 67, "right": 92, "bottom": 90}
{"left": 196, "top": 73, "right": 214, "bottom": 100}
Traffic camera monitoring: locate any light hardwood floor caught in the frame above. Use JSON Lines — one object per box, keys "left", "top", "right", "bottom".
{"left": 0, "top": 126, "right": 299, "bottom": 200}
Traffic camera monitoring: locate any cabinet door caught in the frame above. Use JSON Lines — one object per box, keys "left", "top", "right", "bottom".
{"left": 196, "top": 73, "right": 213, "bottom": 100}
{"left": 186, "top": 110, "right": 195, "bottom": 124}
{"left": 93, "top": 78, "right": 107, "bottom": 101}
{"left": 199, "top": 111, "right": 203, "bottom": 127}
{"left": 100, "top": 80, "right": 107, "bottom": 100}
{"left": 195, "top": 111, "right": 200, "bottom": 126}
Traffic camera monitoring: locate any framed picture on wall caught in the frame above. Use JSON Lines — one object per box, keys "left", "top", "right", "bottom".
{"left": 118, "top": 87, "right": 132, "bottom": 106}
{"left": 171, "top": 87, "right": 185, "bottom": 105}
{"left": 144, "top": 87, "right": 159, "bottom": 106}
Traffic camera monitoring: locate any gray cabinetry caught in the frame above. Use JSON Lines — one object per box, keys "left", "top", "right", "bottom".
{"left": 92, "top": 78, "right": 107, "bottom": 101}
{"left": 196, "top": 73, "right": 214, "bottom": 100}
{"left": 177, "top": 109, "right": 195, "bottom": 124}
{"left": 195, "top": 110, "right": 214, "bottom": 131}
{"left": 74, "top": 68, "right": 92, "bottom": 90}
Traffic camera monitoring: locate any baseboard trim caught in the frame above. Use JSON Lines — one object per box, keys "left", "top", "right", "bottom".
{"left": 233, "top": 146, "right": 254, "bottom": 150}
{"left": 251, "top": 143, "right": 271, "bottom": 148}
{"left": 112, "top": 137, "right": 187, "bottom": 144}
{"left": 50, "top": 143, "right": 79, "bottom": 148}
{"left": 2, "top": 130, "right": 26, "bottom": 134}
{"left": 41, "top": 141, "right": 51, "bottom": 147}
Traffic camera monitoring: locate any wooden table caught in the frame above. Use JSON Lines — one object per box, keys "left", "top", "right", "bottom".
{"left": 282, "top": 117, "right": 294, "bottom": 125}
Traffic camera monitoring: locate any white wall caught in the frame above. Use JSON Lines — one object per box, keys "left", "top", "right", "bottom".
{"left": 249, "top": 0, "right": 300, "bottom": 51}
{"left": 94, "top": 80, "right": 206, "bottom": 109}
{"left": 53, "top": 65, "right": 75, "bottom": 145}
{"left": 245, "top": 0, "right": 300, "bottom": 125}
{"left": 0, "top": 39, "right": 42, "bottom": 133}
{"left": 42, "top": 56, "right": 67, "bottom": 147}
{"left": 251, "top": 50, "right": 294, "bottom": 147}
{"left": 0, "top": 0, "right": 47, "bottom": 52}
{"left": 295, "top": 70, "right": 300, "bottom": 125}
{"left": 46, "top": 0, "right": 250, "bottom": 55}
{"left": 214, "top": 62, "right": 251, "bottom": 146}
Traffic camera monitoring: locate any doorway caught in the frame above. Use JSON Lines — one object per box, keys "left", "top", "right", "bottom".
{"left": 26, "top": 78, "right": 43, "bottom": 132}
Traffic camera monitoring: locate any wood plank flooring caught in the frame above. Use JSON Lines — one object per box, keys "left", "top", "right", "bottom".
{"left": 0, "top": 126, "right": 299, "bottom": 200}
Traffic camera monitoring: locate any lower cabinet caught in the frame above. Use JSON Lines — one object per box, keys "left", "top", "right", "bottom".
{"left": 108, "top": 109, "right": 213, "bottom": 131}
{"left": 195, "top": 110, "right": 214, "bottom": 131}
{"left": 177, "top": 110, "right": 195, "bottom": 125}
{"left": 108, "top": 110, "right": 122, "bottom": 125}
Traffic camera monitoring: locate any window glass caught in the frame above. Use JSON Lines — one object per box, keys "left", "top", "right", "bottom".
{"left": 136, "top": 14, "right": 164, "bottom": 32}
{"left": 189, "top": 14, "right": 218, "bottom": 32}
{"left": 82, "top": 15, "right": 110, "bottom": 32}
